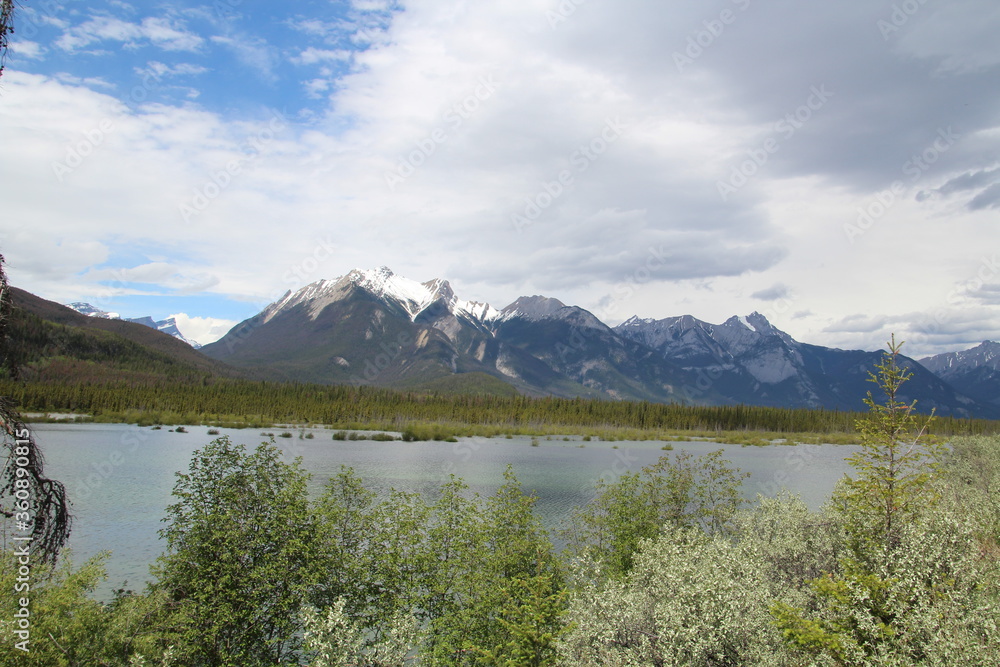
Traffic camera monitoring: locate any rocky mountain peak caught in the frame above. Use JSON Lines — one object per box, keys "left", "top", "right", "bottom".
{"left": 500, "top": 295, "right": 569, "bottom": 321}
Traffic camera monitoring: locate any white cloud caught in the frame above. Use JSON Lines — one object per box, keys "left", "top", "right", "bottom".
{"left": 168, "top": 313, "right": 238, "bottom": 345}
{"left": 303, "top": 78, "right": 333, "bottom": 99}
{"left": 56, "top": 15, "right": 203, "bottom": 53}
{"left": 210, "top": 34, "right": 278, "bottom": 81}
{"left": 135, "top": 61, "right": 208, "bottom": 78}
{"left": 9, "top": 41, "right": 45, "bottom": 60}
{"left": 292, "top": 47, "right": 352, "bottom": 66}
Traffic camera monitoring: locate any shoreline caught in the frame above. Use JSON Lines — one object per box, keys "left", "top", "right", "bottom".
{"left": 24, "top": 413, "right": 865, "bottom": 446}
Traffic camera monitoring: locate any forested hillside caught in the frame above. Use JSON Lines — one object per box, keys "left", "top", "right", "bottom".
{"left": 6, "top": 287, "right": 243, "bottom": 383}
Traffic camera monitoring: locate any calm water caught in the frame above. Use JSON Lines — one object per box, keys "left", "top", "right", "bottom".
{"left": 31, "top": 423, "right": 860, "bottom": 600}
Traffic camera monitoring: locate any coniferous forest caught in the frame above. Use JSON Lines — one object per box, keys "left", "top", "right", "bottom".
{"left": 5, "top": 373, "right": 1000, "bottom": 443}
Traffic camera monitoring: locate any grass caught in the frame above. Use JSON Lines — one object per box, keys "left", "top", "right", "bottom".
{"left": 25, "top": 410, "right": 873, "bottom": 445}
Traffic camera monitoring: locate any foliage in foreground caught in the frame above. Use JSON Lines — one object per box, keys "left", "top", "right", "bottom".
{"left": 2, "top": 341, "right": 1000, "bottom": 665}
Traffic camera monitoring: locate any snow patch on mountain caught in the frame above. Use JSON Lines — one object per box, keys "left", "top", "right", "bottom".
{"left": 262, "top": 267, "right": 505, "bottom": 329}
{"left": 497, "top": 295, "right": 568, "bottom": 322}
{"left": 262, "top": 279, "right": 348, "bottom": 323}
{"left": 68, "top": 302, "right": 122, "bottom": 319}
{"left": 920, "top": 341, "right": 1000, "bottom": 374}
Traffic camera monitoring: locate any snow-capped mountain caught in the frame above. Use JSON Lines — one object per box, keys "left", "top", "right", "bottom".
{"left": 153, "top": 318, "right": 201, "bottom": 349}
{"left": 202, "top": 267, "right": 697, "bottom": 402}
{"left": 199, "top": 267, "right": 1000, "bottom": 417}
{"left": 64, "top": 303, "right": 201, "bottom": 348}
{"left": 261, "top": 267, "right": 501, "bottom": 328}
{"left": 67, "top": 302, "right": 121, "bottom": 319}
{"left": 920, "top": 341, "right": 1000, "bottom": 407}
{"left": 615, "top": 313, "right": 988, "bottom": 415}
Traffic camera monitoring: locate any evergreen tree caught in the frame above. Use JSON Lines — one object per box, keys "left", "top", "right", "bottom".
{"left": 771, "top": 337, "right": 967, "bottom": 664}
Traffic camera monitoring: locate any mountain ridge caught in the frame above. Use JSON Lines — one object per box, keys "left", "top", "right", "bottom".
{"left": 64, "top": 302, "right": 202, "bottom": 348}
{"left": 920, "top": 341, "right": 1000, "bottom": 407}
{"left": 199, "top": 267, "right": 1000, "bottom": 418}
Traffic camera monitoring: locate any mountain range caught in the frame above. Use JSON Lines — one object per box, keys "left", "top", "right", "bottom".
{"left": 191, "top": 266, "right": 1000, "bottom": 419}
{"left": 920, "top": 341, "right": 1000, "bottom": 409}
{"left": 65, "top": 303, "right": 202, "bottom": 348}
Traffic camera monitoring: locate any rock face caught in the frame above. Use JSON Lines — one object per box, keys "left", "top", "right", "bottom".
{"left": 615, "top": 313, "right": 994, "bottom": 417}
{"left": 920, "top": 341, "right": 1000, "bottom": 407}
{"left": 200, "top": 267, "right": 999, "bottom": 417}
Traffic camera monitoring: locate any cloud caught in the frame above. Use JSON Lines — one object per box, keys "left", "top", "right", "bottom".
{"left": 751, "top": 284, "right": 790, "bottom": 302}
{"left": 822, "top": 308, "right": 1000, "bottom": 357}
{"left": 933, "top": 166, "right": 1000, "bottom": 195}
{"left": 968, "top": 283, "right": 1000, "bottom": 305}
{"left": 824, "top": 314, "right": 896, "bottom": 335}
{"left": 210, "top": 34, "right": 279, "bottom": 82}
{"left": 291, "top": 48, "right": 352, "bottom": 66}
{"left": 56, "top": 15, "right": 204, "bottom": 53}
{"left": 9, "top": 41, "right": 45, "bottom": 60}
{"left": 53, "top": 73, "right": 116, "bottom": 89}
{"left": 167, "top": 313, "right": 238, "bottom": 345}
{"left": 969, "top": 183, "right": 1000, "bottom": 210}
{"left": 919, "top": 166, "right": 1000, "bottom": 209}
{"left": 135, "top": 61, "right": 208, "bottom": 78}
{"left": 82, "top": 263, "right": 221, "bottom": 294}
{"left": 303, "top": 78, "right": 333, "bottom": 98}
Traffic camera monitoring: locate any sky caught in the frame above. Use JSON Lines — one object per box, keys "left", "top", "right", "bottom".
{"left": 1, "top": 0, "right": 998, "bottom": 355}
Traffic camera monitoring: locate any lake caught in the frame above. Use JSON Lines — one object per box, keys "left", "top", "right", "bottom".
{"left": 30, "top": 423, "right": 861, "bottom": 600}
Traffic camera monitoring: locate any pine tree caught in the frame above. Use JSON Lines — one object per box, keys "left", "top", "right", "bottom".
{"left": 772, "top": 336, "right": 951, "bottom": 663}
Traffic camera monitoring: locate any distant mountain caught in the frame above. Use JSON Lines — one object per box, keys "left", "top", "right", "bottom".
{"left": 64, "top": 303, "right": 202, "bottom": 348}
{"left": 614, "top": 312, "right": 997, "bottom": 418}
{"left": 920, "top": 341, "right": 1000, "bottom": 407}
{"left": 198, "top": 266, "right": 1000, "bottom": 417}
